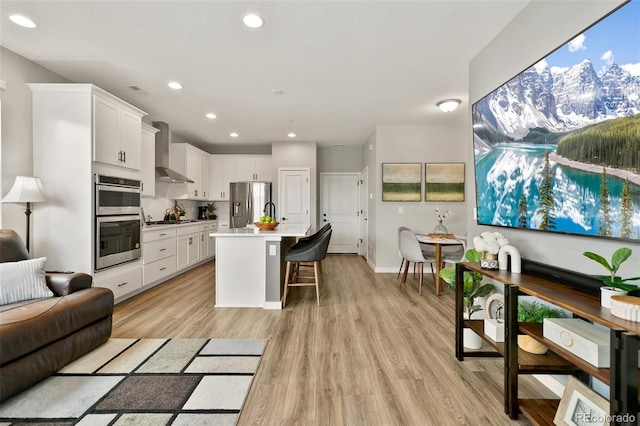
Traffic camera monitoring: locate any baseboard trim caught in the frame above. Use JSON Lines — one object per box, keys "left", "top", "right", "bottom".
{"left": 263, "top": 301, "right": 282, "bottom": 310}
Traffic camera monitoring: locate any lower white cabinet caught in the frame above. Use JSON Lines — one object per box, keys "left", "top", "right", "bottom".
{"left": 177, "top": 224, "right": 200, "bottom": 270}
{"left": 94, "top": 263, "right": 142, "bottom": 300}
{"left": 143, "top": 227, "right": 177, "bottom": 286}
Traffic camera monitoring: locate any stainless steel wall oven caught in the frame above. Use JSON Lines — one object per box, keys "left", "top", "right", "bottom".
{"left": 94, "top": 175, "right": 142, "bottom": 270}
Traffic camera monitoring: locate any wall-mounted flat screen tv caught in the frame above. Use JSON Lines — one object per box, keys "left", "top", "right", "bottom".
{"left": 472, "top": 0, "right": 639, "bottom": 242}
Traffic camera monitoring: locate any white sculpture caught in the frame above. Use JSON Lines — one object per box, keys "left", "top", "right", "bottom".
{"left": 498, "top": 245, "right": 521, "bottom": 273}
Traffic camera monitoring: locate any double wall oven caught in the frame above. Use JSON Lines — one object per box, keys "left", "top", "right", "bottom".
{"left": 95, "top": 175, "right": 142, "bottom": 271}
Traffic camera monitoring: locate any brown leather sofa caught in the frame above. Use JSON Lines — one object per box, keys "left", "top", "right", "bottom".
{"left": 0, "top": 229, "right": 114, "bottom": 402}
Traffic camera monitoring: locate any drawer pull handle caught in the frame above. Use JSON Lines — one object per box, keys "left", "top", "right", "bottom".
{"left": 160, "top": 267, "right": 167, "bottom": 271}
{"left": 118, "top": 282, "right": 128, "bottom": 287}
{"left": 160, "top": 248, "right": 167, "bottom": 252}
{"left": 160, "top": 233, "right": 167, "bottom": 236}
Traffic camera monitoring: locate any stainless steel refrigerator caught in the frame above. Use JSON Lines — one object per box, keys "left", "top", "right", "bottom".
{"left": 230, "top": 181, "right": 273, "bottom": 228}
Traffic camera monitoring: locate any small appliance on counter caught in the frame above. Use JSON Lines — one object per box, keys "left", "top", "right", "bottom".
{"left": 198, "top": 206, "right": 208, "bottom": 220}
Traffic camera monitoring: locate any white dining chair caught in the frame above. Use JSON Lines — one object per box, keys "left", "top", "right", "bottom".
{"left": 399, "top": 229, "right": 437, "bottom": 295}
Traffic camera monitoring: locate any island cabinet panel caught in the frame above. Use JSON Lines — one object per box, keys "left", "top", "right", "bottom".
{"left": 455, "top": 262, "right": 640, "bottom": 425}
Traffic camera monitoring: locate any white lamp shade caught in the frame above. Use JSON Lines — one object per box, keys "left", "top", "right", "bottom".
{"left": 2, "top": 176, "right": 46, "bottom": 203}
{"left": 437, "top": 99, "right": 461, "bottom": 112}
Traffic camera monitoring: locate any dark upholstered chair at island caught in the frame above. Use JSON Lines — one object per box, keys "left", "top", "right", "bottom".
{"left": 0, "top": 229, "right": 114, "bottom": 402}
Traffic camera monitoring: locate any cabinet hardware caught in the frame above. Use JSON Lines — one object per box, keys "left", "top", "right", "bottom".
{"left": 123, "top": 151, "right": 126, "bottom": 163}
{"left": 195, "top": 189, "right": 198, "bottom": 196}
{"left": 160, "top": 267, "right": 167, "bottom": 271}
{"left": 159, "top": 248, "right": 166, "bottom": 252}
{"left": 118, "top": 282, "right": 128, "bottom": 287}
{"left": 159, "top": 233, "right": 167, "bottom": 236}
{"left": 189, "top": 237, "right": 192, "bottom": 244}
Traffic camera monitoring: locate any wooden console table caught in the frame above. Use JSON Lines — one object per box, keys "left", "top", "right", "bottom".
{"left": 455, "top": 262, "right": 640, "bottom": 426}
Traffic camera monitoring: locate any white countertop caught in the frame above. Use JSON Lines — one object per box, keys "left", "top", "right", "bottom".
{"left": 210, "top": 224, "right": 310, "bottom": 238}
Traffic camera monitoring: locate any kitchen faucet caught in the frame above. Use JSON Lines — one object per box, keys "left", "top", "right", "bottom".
{"left": 263, "top": 202, "right": 276, "bottom": 219}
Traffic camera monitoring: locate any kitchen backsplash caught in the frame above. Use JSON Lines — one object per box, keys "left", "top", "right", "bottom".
{"left": 142, "top": 196, "right": 229, "bottom": 222}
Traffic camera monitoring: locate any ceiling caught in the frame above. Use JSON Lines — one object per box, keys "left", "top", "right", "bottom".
{"left": 0, "top": 1, "right": 529, "bottom": 150}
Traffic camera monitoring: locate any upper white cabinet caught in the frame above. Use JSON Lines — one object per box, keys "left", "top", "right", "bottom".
{"left": 141, "top": 123, "right": 159, "bottom": 198}
{"left": 210, "top": 155, "right": 236, "bottom": 201}
{"left": 235, "top": 156, "right": 272, "bottom": 181}
{"left": 209, "top": 155, "right": 271, "bottom": 201}
{"left": 93, "top": 92, "right": 145, "bottom": 170}
{"left": 169, "top": 143, "right": 210, "bottom": 200}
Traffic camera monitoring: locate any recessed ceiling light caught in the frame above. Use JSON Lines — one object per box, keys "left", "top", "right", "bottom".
{"left": 288, "top": 133, "right": 296, "bottom": 138}
{"left": 436, "top": 99, "right": 461, "bottom": 112}
{"left": 168, "top": 81, "right": 183, "bottom": 90}
{"left": 230, "top": 132, "right": 239, "bottom": 138}
{"left": 9, "top": 14, "right": 37, "bottom": 28}
{"left": 206, "top": 113, "right": 217, "bottom": 119}
{"left": 242, "top": 13, "right": 264, "bottom": 28}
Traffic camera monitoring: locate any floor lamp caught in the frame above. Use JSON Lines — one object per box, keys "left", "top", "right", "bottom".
{"left": 1, "top": 176, "right": 46, "bottom": 252}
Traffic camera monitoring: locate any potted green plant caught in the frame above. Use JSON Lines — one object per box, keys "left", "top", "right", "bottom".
{"left": 583, "top": 248, "right": 640, "bottom": 308}
{"left": 517, "top": 300, "right": 565, "bottom": 354}
{"left": 440, "top": 248, "right": 495, "bottom": 349}
{"left": 205, "top": 202, "right": 217, "bottom": 219}
{"left": 175, "top": 203, "right": 187, "bottom": 219}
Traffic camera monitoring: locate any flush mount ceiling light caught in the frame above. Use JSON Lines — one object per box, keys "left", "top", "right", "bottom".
{"left": 9, "top": 14, "right": 37, "bottom": 28}
{"left": 242, "top": 13, "right": 264, "bottom": 28}
{"left": 168, "top": 81, "right": 183, "bottom": 90}
{"left": 206, "top": 113, "right": 217, "bottom": 119}
{"left": 436, "top": 99, "right": 461, "bottom": 112}
{"left": 230, "top": 132, "right": 239, "bottom": 138}
{"left": 287, "top": 133, "right": 296, "bottom": 138}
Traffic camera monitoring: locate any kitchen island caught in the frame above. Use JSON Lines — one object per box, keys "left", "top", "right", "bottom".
{"left": 210, "top": 224, "right": 310, "bottom": 309}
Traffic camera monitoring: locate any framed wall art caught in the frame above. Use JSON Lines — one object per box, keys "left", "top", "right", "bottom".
{"left": 425, "top": 162, "right": 465, "bottom": 201}
{"left": 554, "top": 376, "right": 609, "bottom": 426}
{"left": 382, "top": 163, "right": 421, "bottom": 201}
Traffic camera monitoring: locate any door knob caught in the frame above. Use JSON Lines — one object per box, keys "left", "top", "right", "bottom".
{"left": 281, "top": 217, "right": 287, "bottom": 221}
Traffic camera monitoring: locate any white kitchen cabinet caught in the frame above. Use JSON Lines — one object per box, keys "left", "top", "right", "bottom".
{"left": 235, "top": 155, "right": 272, "bottom": 181}
{"left": 210, "top": 155, "right": 236, "bottom": 201}
{"left": 208, "top": 221, "right": 217, "bottom": 258}
{"left": 177, "top": 225, "right": 200, "bottom": 270}
{"left": 199, "top": 223, "right": 211, "bottom": 259}
{"left": 93, "top": 263, "right": 143, "bottom": 301}
{"left": 30, "top": 83, "right": 146, "bottom": 275}
{"left": 93, "top": 92, "right": 145, "bottom": 170}
{"left": 169, "top": 143, "right": 209, "bottom": 200}
{"left": 209, "top": 155, "right": 271, "bottom": 201}
{"left": 142, "top": 227, "right": 177, "bottom": 286}
{"left": 141, "top": 123, "right": 159, "bottom": 197}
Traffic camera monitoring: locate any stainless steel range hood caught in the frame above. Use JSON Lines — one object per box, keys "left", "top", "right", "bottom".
{"left": 152, "top": 121, "right": 194, "bottom": 183}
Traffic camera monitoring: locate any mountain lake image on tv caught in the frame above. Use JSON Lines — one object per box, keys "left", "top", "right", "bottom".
{"left": 472, "top": 1, "right": 640, "bottom": 241}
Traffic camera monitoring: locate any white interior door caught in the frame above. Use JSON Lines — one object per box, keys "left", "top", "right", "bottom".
{"left": 321, "top": 173, "right": 359, "bottom": 253}
{"left": 359, "top": 167, "right": 369, "bottom": 259}
{"left": 278, "top": 168, "right": 310, "bottom": 226}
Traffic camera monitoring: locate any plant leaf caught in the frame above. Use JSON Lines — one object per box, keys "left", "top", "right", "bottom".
{"left": 583, "top": 251, "right": 612, "bottom": 271}
{"left": 611, "top": 248, "right": 632, "bottom": 272}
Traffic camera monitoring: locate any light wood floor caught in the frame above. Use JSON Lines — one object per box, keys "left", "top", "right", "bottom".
{"left": 113, "top": 255, "right": 555, "bottom": 425}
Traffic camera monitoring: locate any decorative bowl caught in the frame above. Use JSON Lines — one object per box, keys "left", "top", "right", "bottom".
{"left": 254, "top": 221, "right": 279, "bottom": 231}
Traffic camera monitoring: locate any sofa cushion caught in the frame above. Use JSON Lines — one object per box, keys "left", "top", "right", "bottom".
{"left": 0, "top": 287, "right": 114, "bottom": 365}
{"left": 0, "top": 257, "right": 53, "bottom": 305}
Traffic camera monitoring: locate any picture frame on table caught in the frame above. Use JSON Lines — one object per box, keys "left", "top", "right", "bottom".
{"left": 424, "top": 162, "right": 465, "bottom": 202}
{"left": 554, "top": 376, "right": 609, "bottom": 426}
{"left": 381, "top": 163, "right": 421, "bottom": 202}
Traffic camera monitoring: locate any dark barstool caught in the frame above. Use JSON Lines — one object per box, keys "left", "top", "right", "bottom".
{"left": 282, "top": 228, "right": 332, "bottom": 307}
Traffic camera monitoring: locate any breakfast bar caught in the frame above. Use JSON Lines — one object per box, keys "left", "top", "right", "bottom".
{"left": 210, "top": 224, "right": 310, "bottom": 309}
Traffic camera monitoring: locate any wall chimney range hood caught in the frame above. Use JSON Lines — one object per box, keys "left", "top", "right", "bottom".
{"left": 152, "top": 121, "right": 194, "bottom": 183}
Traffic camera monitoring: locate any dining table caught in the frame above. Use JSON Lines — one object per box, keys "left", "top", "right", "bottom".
{"left": 415, "top": 233, "right": 466, "bottom": 296}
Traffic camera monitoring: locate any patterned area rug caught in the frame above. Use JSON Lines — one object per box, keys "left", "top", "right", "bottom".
{"left": 0, "top": 338, "right": 266, "bottom": 425}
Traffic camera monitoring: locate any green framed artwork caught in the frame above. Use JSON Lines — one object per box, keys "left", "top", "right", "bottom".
{"left": 382, "top": 163, "right": 421, "bottom": 201}
{"left": 425, "top": 162, "right": 465, "bottom": 201}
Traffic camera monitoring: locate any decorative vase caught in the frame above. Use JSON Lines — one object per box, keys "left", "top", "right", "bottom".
{"left": 480, "top": 251, "right": 499, "bottom": 269}
{"left": 600, "top": 286, "right": 628, "bottom": 309}
{"left": 517, "top": 335, "right": 548, "bottom": 354}
{"left": 433, "top": 220, "right": 449, "bottom": 235}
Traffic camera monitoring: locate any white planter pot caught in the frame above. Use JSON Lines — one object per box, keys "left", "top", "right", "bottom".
{"left": 464, "top": 328, "right": 482, "bottom": 349}
{"left": 600, "top": 287, "right": 628, "bottom": 308}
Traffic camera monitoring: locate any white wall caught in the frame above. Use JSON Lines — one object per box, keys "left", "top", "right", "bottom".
{"left": 372, "top": 124, "right": 469, "bottom": 272}
{"left": 363, "top": 130, "right": 377, "bottom": 263}
{"left": 468, "top": 0, "right": 639, "bottom": 279}
{"left": 318, "top": 146, "right": 362, "bottom": 172}
{"left": 0, "top": 47, "right": 69, "bottom": 242}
